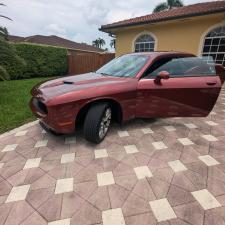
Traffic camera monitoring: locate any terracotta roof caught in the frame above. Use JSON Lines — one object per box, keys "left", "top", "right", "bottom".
{"left": 101, "top": 1, "right": 225, "bottom": 32}
{"left": 8, "top": 35, "right": 104, "bottom": 53}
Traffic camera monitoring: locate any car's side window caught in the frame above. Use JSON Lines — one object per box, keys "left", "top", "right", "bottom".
{"left": 143, "top": 57, "right": 174, "bottom": 78}
{"left": 143, "top": 56, "right": 216, "bottom": 79}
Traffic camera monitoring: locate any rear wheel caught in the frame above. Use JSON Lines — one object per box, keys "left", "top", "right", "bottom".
{"left": 84, "top": 103, "right": 112, "bottom": 143}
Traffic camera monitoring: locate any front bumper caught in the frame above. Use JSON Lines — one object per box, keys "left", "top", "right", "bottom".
{"left": 29, "top": 97, "right": 75, "bottom": 134}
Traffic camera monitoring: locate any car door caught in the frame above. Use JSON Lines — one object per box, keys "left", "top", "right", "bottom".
{"left": 136, "top": 56, "right": 222, "bottom": 118}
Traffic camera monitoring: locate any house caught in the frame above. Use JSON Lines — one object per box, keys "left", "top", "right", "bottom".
{"left": 8, "top": 34, "right": 115, "bottom": 75}
{"left": 100, "top": 0, "right": 225, "bottom": 66}
{"left": 8, "top": 34, "right": 105, "bottom": 55}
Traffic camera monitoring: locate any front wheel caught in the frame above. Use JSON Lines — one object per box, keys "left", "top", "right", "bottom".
{"left": 84, "top": 103, "right": 112, "bottom": 143}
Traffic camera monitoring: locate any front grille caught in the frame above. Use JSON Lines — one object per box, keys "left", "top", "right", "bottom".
{"left": 33, "top": 98, "right": 48, "bottom": 114}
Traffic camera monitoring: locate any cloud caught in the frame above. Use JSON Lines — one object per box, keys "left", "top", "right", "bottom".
{"left": 45, "top": 24, "right": 66, "bottom": 37}
{"left": 0, "top": 0, "right": 209, "bottom": 50}
{"left": 83, "top": 1, "right": 110, "bottom": 26}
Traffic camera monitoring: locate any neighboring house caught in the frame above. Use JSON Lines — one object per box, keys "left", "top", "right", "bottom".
{"left": 100, "top": 1, "right": 225, "bottom": 66}
{"left": 8, "top": 34, "right": 114, "bottom": 75}
{"left": 8, "top": 34, "right": 105, "bottom": 55}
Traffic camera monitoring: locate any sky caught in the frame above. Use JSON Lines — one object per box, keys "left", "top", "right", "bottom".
{"left": 1, "top": 0, "right": 210, "bottom": 50}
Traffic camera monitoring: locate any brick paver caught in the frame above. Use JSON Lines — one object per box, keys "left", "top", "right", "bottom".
{"left": 1, "top": 89, "right": 225, "bottom": 224}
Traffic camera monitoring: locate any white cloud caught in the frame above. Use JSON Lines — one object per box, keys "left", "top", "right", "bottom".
{"left": 45, "top": 24, "right": 66, "bottom": 37}
{"left": 0, "top": 0, "right": 210, "bottom": 50}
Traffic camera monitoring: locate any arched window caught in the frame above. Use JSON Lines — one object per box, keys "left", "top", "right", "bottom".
{"left": 134, "top": 34, "right": 155, "bottom": 52}
{"left": 202, "top": 26, "right": 225, "bottom": 66}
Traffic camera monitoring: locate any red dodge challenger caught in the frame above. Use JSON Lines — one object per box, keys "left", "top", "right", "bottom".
{"left": 30, "top": 52, "right": 225, "bottom": 143}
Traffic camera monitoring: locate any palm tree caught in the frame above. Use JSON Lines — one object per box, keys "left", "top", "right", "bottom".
{"left": 0, "top": 26, "right": 9, "bottom": 40}
{"left": 153, "top": 0, "right": 184, "bottom": 13}
{"left": 0, "top": 3, "right": 11, "bottom": 40}
{"left": 0, "top": 3, "right": 12, "bottom": 20}
{"left": 92, "top": 39, "right": 100, "bottom": 48}
{"left": 110, "top": 39, "right": 116, "bottom": 49}
{"left": 92, "top": 38, "right": 106, "bottom": 49}
{"left": 0, "top": 2, "right": 24, "bottom": 81}
{"left": 98, "top": 38, "right": 106, "bottom": 49}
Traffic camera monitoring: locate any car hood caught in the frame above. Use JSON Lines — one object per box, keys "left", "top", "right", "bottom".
{"left": 32, "top": 72, "right": 136, "bottom": 102}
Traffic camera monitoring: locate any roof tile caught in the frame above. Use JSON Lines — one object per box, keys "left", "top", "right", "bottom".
{"left": 8, "top": 35, "right": 104, "bottom": 53}
{"left": 101, "top": 1, "right": 225, "bottom": 31}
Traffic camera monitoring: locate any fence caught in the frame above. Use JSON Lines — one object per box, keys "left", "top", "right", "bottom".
{"left": 68, "top": 52, "right": 115, "bottom": 75}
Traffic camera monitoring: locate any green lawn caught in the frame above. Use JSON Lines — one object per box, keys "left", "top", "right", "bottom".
{"left": 0, "top": 77, "right": 53, "bottom": 134}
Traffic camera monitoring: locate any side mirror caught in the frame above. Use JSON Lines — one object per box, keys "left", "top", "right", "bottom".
{"left": 154, "top": 71, "right": 170, "bottom": 84}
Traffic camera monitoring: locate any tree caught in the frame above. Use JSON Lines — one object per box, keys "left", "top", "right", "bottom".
{"left": 0, "top": 3, "right": 11, "bottom": 40}
{"left": 110, "top": 39, "right": 116, "bottom": 49}
{"left": 0, "top": 26, "right": 9, "bottom": 40}
{"left": 92, "top": 39, "right": 100, "bottom": 48}
{"left": 98, "top": 38, "right": 105, "bottom": 49}
{"left": 92, "top": 38, "right": 106, "bottom": 49}
{"left": 0, "top": 3, "right": 12, "bottom": 20}
{"left": 0, "top": 2, "right": 24, "bottom": 81}
{"left": 153, "top": 0, "right": 184, "bottom": 13}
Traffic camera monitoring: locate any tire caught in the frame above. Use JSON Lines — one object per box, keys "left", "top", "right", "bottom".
{"left": 84, "top": 103, "right": 112, "bottom": 143}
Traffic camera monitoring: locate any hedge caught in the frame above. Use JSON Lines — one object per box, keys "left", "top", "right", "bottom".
{"left": 1, "top": 43, "right": 68, "bottom": 79}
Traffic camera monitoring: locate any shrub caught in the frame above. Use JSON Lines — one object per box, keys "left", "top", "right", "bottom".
{"left": 1, "top": 43, "right": 68, "bottom": 79}
{"left": 0, "top": 38, "right": 25, "bottom": 80}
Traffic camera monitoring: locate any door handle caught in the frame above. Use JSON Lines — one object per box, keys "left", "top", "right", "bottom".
{"left": 206, "top": 82, "right": 217, "bottom": 86}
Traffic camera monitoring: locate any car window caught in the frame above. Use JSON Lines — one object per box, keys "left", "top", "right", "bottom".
{"left": 96, "top": 55, "right": 149, "bottom": 78}
{"left": 144, "top": 56, "right": 216, "bottom": 78}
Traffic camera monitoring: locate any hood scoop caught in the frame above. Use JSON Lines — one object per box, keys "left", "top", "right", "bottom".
{"left": 63, "top": 81, "right": 74, "bottom": 85}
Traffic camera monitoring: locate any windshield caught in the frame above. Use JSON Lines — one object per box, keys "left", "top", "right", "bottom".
{"left": 97, "top": 55, "right": 149, "bottom": 78}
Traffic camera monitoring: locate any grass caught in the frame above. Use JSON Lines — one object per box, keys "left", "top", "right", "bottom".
{"left": 0, "top": 77, "right": 54, "bottom": 134}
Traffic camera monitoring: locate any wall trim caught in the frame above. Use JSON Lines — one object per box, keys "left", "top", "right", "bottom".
{"left": 198, "top": 21, "right": 225, "bottom": 56}
{"left": 131, "top": 30, "right": 158, "bottom": 52}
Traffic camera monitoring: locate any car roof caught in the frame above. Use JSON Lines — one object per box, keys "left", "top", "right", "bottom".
{"left": 126, "top": 51, "right": 195, "bottom": 58}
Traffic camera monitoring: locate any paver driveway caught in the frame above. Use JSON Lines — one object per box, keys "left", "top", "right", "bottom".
{"left": 1, "top": 89, "right": 225, "bottom": 225}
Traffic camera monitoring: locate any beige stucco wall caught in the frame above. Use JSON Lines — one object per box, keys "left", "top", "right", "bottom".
{"left": 114, "top": 13, "right": 225, "bottom": 57}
